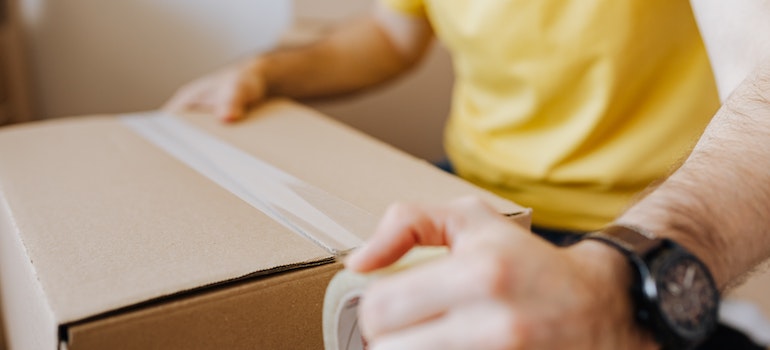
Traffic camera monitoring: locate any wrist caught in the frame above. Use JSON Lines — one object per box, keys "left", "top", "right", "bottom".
{"left": 244, "top": 56, "right": 273, "bottom": 97}
{"left": 568, "top": 240, "right": 633, "bottom": 312}
{"left": 568, "top": 241, "right": 660, "bottom": 348}
{"left": 614, "top": 170, "right": 734, "bottom": 289}
{"left": 615, "top": 210, "right": 728, "bottom": 289}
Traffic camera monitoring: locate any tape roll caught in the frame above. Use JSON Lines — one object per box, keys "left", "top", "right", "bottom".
{"left": 323, "top": 247, "right": 449, "bottom": 350}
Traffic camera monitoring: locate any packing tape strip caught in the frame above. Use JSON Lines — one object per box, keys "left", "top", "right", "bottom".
{"left": 120, "top": 112, "right": 369, "bottom": 255}
{"left": 323, "top": 247, "right": 449, "bottom": 350}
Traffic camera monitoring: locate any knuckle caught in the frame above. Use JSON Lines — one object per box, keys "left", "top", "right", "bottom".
{"left": 479, "top": 309, "right": 529, "bottom": 350}
{"left": 497, "top": 315, "right": 530, "bottom": 350}
{"left": 472, "top": 254, "right": 512, "bottom": 297}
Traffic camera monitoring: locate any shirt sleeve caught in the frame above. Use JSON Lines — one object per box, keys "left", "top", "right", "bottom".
{"left": 379, "top": 0, "right": 427, "bottom": 17}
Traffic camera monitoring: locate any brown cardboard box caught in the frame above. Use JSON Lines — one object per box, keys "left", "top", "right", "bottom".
{"left": 0, "top": 100, "right": 528, "bottom": 349}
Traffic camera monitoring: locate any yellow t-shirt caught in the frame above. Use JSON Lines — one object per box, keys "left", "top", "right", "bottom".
{"left": 383, "top": 0, "right": 719, "bottom": 231}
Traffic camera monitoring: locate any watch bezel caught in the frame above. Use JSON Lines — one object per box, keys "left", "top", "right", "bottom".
{"left": 642, "top": 243, "right": 719, "bottom": 345}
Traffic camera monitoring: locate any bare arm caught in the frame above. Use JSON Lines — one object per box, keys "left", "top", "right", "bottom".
{"left": 261, "top": 4, "right": 433, "bottom": 98}
{"left": 617, "top": 60, "right": 770, "bottom": 289}
{"left": 615, "top": 1, "right": 770, "bottom": 289}
{"left": 164, "top": 4, "right": 433, "bottom": 121}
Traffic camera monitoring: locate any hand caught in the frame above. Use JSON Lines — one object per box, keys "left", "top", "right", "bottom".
{"left": 345, "top": 197, "right": 658, "bottom": 350}
{"left": 163, "top": 59, "right": 268, "bottom": 122}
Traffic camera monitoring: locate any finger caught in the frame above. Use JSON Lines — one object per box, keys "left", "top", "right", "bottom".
{"left": 212, "top": 84, "right": 248, "bottom": 123}
{"left": 360, "top": 252, "right": 516, "bottom": 340}
{"left": 345, "top": 202, "right": 449, "bottom": 272}
{"left": 369, "top": 300, "right": 525, "bottom": 350}
{"left": 346, "top": 197, "right": 504, "bottom": 272}
{"left": 163, "top": 86, "right": 200, "bottom": 113}
{"left": 164, "top": 81, "right": 224, "bottom": 116}
{"left": 218, "top": 106, "right": 245, "bottom": 123}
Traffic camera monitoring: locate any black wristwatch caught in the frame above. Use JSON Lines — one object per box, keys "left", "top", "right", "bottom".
{"left": 583, "top": 224, "right": 720, "bottom": 350}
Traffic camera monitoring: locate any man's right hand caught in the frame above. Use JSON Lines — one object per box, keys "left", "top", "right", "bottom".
{"left": 163, "top": 59, "right": 268, "bottom": 123}
{"left": 345, "top": 197, "right": 658, "bottom": 350}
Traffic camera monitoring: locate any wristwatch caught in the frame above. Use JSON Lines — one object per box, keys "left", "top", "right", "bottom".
{"left": 583, "top": 224, "right": 720, "bottom": 350}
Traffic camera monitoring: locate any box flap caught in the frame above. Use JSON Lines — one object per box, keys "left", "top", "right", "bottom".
{"left": 0, "top": 99, "right": 525, "bottom": 326}
{"left": 0, "top": 113, "right": 329, "bottom": 325}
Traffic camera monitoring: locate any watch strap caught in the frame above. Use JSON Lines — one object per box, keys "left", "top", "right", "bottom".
{"left": 583, "top": 224, "right": 663, "bottom": 257}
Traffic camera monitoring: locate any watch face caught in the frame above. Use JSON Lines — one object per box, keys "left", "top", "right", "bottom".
{"left": 656, "top": 254, "right": 719, "bottom": 336}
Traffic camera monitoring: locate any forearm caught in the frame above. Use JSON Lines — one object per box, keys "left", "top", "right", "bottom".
{"left": 255, "top": 13, "right": 428, "bottom": 99}
{"left": 617, "top": 61, "right": 770, "bottom": 289}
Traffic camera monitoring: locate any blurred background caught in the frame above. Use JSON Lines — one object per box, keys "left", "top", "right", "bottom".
{"left": 0, "top": 0, "right": 452, "bottom": 162}
{"left": 2, "top": 1, "right": 770, "bottom": 349}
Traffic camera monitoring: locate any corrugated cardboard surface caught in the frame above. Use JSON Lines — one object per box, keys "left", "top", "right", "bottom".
{"left": 0, "top": 185, "right": 58, "bottom": 349}
{"left": 0, "top": 114, "right": 330, "bottom": 325}
{"left": 0, "top": 99, "right": 524, "bottom": 349}
{"left": 67, "top": 263, "right": 343, "bottom": 350}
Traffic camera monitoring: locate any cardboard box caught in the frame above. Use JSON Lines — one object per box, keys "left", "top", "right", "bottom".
{"left": 0, "top": 100, "right": 528, "bottom": 349}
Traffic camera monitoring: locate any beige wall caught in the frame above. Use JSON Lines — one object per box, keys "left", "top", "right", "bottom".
{"left": 0, "top": 0, "right": 33, "bottom": 125}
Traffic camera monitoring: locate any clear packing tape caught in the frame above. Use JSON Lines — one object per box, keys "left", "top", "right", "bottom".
{"left": 121, "top": 112, "right": 369, "bottom": 255}
{"left": 323, "top": 247, "right": 450, "bottom": 350}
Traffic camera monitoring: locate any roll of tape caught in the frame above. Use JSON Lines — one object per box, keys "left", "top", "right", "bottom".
{"left": 323, "top": 247, "right": 449, "bottom": 350}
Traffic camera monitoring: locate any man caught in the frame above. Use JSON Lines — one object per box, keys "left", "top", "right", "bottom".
{"left": 165, "top": 0, "right": 769, "bottom": 348}
{"left": 344, "top": 58, "right": 770, "bottom": 348}
{"left": 343, "top": 1, "right": 770, "bottom": 348}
